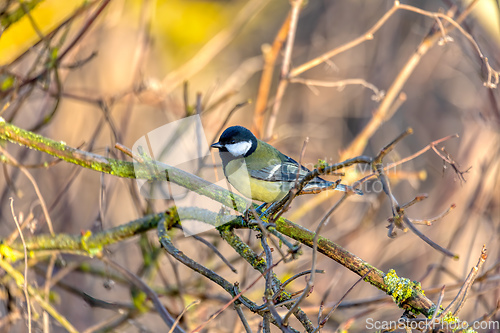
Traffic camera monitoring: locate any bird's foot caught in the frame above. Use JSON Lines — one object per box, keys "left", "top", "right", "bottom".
{"left": 255, "top": 202, "right": 270, "bottom": 219}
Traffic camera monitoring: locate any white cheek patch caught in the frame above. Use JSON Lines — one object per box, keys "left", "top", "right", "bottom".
{"left": 226, "top": 141, "right": 252, "bottom": 157}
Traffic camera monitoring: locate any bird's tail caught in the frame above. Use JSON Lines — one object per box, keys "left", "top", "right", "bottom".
{"left": 301, "top": 179, "right": 363, "bottom": 195}
{"left": 332, "top": 183, "right": 363, "bottom": 195}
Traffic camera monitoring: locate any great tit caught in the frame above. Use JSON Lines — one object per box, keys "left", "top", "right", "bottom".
{"left": 211, "top": 126, "right": 361, "bottom": 203}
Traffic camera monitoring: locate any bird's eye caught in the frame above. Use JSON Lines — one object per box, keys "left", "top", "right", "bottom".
{"left": 230, "top": 140, "right": 235, "bottom": 144}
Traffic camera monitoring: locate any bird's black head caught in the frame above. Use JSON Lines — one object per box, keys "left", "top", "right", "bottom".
{"left": 211, "top": 126, "right": 258, "bottom": 158}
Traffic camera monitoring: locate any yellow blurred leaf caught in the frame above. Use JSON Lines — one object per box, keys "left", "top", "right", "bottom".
{"left": 0, "top": 0, "right": 84, "bottom": 65}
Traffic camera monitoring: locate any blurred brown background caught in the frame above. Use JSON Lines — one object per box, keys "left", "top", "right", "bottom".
{"left": 1, "top": 0, "right": 499, "bottom": 332}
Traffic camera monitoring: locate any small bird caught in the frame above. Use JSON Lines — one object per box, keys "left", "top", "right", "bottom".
{"left": 210, "top": 126, "right": 361, "bottom": 203}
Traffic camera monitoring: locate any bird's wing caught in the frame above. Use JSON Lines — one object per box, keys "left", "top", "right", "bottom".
{"left": 248, "top": 157, "right": 309, "bottom": 182}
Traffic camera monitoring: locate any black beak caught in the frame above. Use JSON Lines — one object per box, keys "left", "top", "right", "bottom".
{"left": 211, "top": 142, "right": 223, "bottom": 149}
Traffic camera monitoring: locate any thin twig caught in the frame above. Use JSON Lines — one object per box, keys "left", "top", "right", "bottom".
{"left": 0, "top": 146, "right": 55, "bottom": 235}
{"left": 411, "top": 204, "right": 456, "bottom": 225}
{"left": 10, "top": 198, "right": 31, "bottom": 333}
{"left": 289, "top": 77, "right": 385, "bottom": 102}
{"left": 58, "top": 0, "right": 112, "bottom": 62}
{"left": 252, "top": 13, "right": 292, "bottom": 138}
{"left": 260, "top": 234, "right": 293, "bottom": 333}
{"left": 264, "top": 0, "right": 304, "bottom": 140}
{"left": 100, "top": 256, "right": 184, "bottom": 333}
{"left": 444, "top": 245, "right": 487, "bottom": 316}
{"left": 314, "top": 270, "right": 372, "bottom": 332}
{"left": 282, "top": 195, "right": 348, "bottom": 325}
{"left": 9, "top": 0, "right": 111, "bottom": 93}
{"left": 397, "top": 2, "right": 499, "bottom": 88}
{"left": 192, "top": 234, "right": 237, "bottom": 273}
{"left": 423, "top": 285, "right": 445, "bottom": 333}
{"left": 0, "top": 257, "right": 78, "bottom": 332}
{"left": 234, "top": 303, "right": 253, "bottom": 333}
{"left": 43, "top": 254, "right": 57, "bottom": 333}
{"left": 168, "top": 301, "right": 200, "bottom": 333}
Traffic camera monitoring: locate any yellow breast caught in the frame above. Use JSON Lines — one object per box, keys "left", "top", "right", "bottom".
{"left": 225, "top": 159, "right": 287, "bottom": 202}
